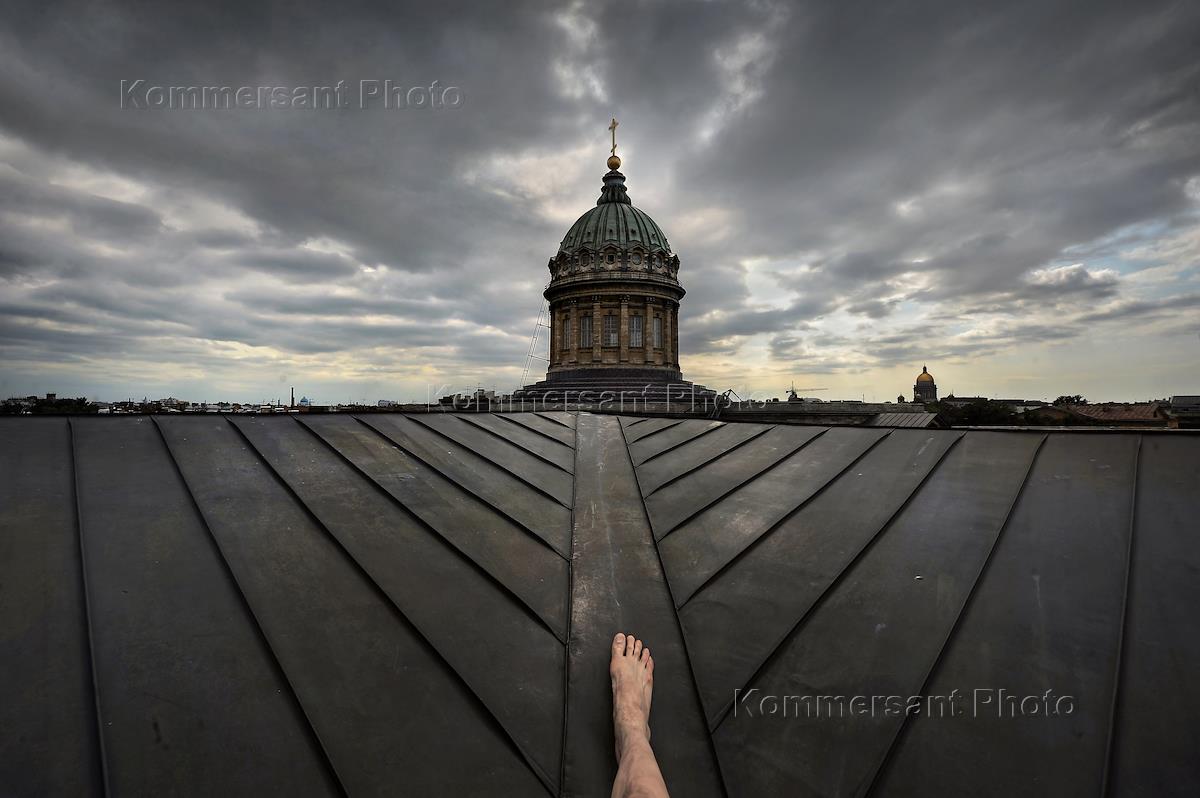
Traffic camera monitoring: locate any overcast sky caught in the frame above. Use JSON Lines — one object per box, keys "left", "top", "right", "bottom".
{"left": 1, "top": 0, "right": 1198, "bottom": 404}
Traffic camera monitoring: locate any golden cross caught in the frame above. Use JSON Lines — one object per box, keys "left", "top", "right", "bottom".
{"left": 609, "top": 117, "right": 619, "bottom": 156}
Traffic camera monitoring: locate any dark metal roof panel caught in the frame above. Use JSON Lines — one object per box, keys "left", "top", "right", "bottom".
{"left": 500, "top": 410, "right": 577, "bottom": 446}
{"left": 0, "top": 419, "right": 103, "bottom": 796}
{"left": 412, "top": 414, "right": 574, "bottom": 506}
{"left": 622, "top": 416, "right": 683, "bottom": 444}
{"left": 642, "top": 425, "right": 825, "bottom": 539}
{"left": 1108, "top": 434, "right": 1200, "bottom": 795}
{"left": 628, "top": 419, "right": 725, "bottom": 466}
{"left": 458, "top": 412, "right": 576, "bottom": 472}
{"left": 535, "top": 409, "right": 576, "bottom": 429}
{"left": 634, "top": 421, "right": 771, "bottom": 496}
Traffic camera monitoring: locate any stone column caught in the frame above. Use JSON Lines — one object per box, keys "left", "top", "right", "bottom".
{"left": 619, "top": 295, "right": 629, "bottom": 363}
{"left": 647, "top": 299, "right": 656, "bottom": 361}
{"left": 664, "top": 305, "right": 675, "bottom": 369}
{"left": 569, "top": 303, "right": 578, "bottom": 365}
{"left": 646, "top": 300, "right": 658, "bottom": 365}
{"left": 672, "top": 304, "right": 680, "bottom": 368}
{"left": 592, "top": 297, "right": 602, "bottom": 361}
{"left": 549, "top": 308, "right": 558, "bottom": 367}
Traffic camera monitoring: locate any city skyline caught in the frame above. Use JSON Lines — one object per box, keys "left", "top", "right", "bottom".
{"left": 2, "top": 1, "right": 1199, "bottom": 404}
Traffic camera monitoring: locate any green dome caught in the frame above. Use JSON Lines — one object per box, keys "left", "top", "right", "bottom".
{"left": 558, "top": 170, "right": 672, "bottom": 255}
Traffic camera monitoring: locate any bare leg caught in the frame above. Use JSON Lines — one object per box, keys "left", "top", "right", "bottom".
{"left": 610, "top": 632, "right": 669, "bottom": 798}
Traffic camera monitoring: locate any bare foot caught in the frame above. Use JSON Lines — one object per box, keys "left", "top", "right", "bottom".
{"left": 610, "top": 632, "right": 654, "bottom": 762}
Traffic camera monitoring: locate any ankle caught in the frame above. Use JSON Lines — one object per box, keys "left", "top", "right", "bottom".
{"left": 616, "top": 728, "right": 652, "bottom": 761}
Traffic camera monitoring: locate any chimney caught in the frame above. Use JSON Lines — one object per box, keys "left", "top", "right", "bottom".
{"left": 291, "top": 387, "right": 295, "bottom": 408}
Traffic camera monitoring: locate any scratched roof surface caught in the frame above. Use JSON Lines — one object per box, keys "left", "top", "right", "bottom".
{"left": 2, "top": 413, "right": 1197, "bottom": 797}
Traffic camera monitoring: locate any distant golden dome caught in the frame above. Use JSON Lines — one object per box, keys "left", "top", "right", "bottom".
{"left": 916, "top": 365, "right": 934, "bottom": 383}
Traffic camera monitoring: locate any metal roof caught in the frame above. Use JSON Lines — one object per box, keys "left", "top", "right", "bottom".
{"left": 2, "top": 413, "right": 1197, "bottom": 797}
{"left": 867, "top": 411, "right": 940, "bottom": 428}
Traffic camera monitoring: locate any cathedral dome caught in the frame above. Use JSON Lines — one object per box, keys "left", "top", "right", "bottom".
{"left": 532, "top": 120, "right": 701, "bottom": 396}
{"left": 557, "top": 170, "right": 672, "bottom": 255}
{"left": 916, "top": 366, "right": 935, "bottom": 383}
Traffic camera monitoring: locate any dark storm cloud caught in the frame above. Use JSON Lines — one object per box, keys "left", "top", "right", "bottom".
{"left": 233, "top": 249, "right": 361, "bottom": 281}
{"left": 0, "top": 167, "right": 163, "bottom": 240}
{"left": 689, "top": 306, "right": 796, "bottom": 345}
{"left": 844, "top": 298, "right": 901, "bottom": 319}
{"left": 0, "top": 0, "right": 1198, "bottom": 398}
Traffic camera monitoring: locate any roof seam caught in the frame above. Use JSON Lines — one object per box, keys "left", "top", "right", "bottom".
{"left": 457, "top": 413, "right": 575, "bottom": 474}
{"left": 625, "top": 418, "right": 686, "bottom": 445}
{"left": 148, "top": 417, "right": 350, "bottom": 798}
{"left": 533, "top": 411, "right": 574, "bottom": 430}
{"left": 641, "top": 424, "right": 777, "bottom": 499}
{"left": 407, "top": 414, "right": 574, "bottom": 510}
{"left": 708, "top": 431, "right": 968, "bottom": 733}
{"left": 66, "top": 419, "right": 113, "bottom": 798}
{"left": 635, "top": 421, "right": 725, "bottom": 467}
{"left": 1100, "top": 435, "right": 1144, "bottom": 797}
{"left": 655, "top": 427, "right": 832, "bottom": 545}
{"left": 857, "top": 432, "right": 1051, "bottom": 798}
{"left": 492, "top": 412, "right": 576, "bottom": 450}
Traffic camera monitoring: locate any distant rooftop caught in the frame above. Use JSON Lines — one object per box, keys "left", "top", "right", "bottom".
{"left": 1067, "top": 402, "right": 1166, "bottom": 422}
